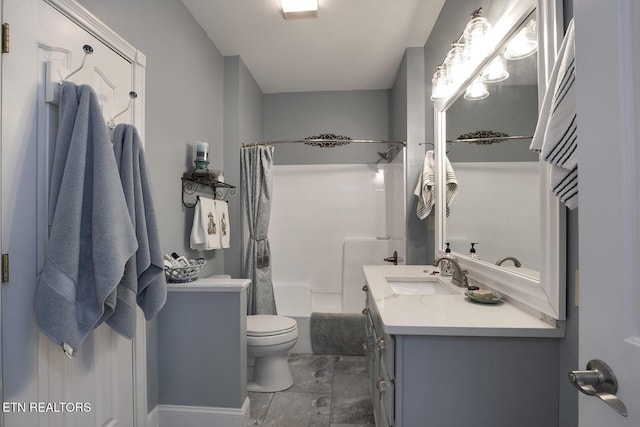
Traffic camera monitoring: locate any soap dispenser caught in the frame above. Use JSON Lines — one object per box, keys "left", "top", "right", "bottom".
{"left": 469, "top": 243, "right": 479, "bottom": 259}
{"left": 440, "top": 243, "right": 454, "bottom": 276}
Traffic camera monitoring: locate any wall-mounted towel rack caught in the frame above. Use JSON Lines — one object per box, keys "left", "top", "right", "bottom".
{"left": 181, "top": 170, "right": 236, "bottom": 208}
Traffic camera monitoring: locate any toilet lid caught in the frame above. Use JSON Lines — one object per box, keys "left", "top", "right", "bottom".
{"left": 247, "top": 315, "right": 297, "bottom": 337}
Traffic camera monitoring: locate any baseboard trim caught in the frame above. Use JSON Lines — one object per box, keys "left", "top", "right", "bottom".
{"left": 157, "top": 398, "right": 250, "bottom": 427}
{"left": 146, "top": 406, "right": 159, "bottom": 427}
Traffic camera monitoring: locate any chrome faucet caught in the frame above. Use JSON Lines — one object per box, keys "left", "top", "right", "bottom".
{"left": 384, "top": 250, "right": 398, "bottom": 265}
{"left": 433, "top": 257, "right": 468, "bottom": 287}
{"left": 495, "top": 256, "right": 522, "bottom": 267}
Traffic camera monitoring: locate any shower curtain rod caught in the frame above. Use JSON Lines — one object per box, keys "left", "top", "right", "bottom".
{"left": 242, "top": 139, "right": 406, "bottom": 147}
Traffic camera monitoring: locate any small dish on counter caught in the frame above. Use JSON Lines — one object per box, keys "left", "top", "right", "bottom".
{"left": 465, "top": 289, "right": 503, "bottom": 304}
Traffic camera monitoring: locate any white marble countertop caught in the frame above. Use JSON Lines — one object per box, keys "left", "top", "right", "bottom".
{"left": 166, "top": 276, "right": 250, "bottom": 293}
{"left": 363, "top": 265, "right": 564, "bottom": 338}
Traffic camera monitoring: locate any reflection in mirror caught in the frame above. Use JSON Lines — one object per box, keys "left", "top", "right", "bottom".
{"left": 434, "top": 2, "right": 565, "bottom": 321}
{"left": 444, "top": 21, "right": 539, "bottom": 278}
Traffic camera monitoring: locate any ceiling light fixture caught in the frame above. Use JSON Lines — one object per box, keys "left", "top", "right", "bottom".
{"left": 280, "top": 0, "right": 319, "bottom": 19}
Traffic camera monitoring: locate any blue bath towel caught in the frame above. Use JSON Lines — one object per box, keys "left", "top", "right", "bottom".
{"left": 109, "top": 124, "right": 166, "bottom": 338}
{"left": 35, "top": 82, "right": 138, "bottom": 356}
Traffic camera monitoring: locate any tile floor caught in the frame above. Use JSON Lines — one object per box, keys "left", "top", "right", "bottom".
{"left": 248, "top": 354, "right": 375, "bottom": 427}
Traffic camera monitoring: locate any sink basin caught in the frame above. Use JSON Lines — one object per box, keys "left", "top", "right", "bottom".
{"left": 387, "top": 279, "right": 459, "bottom": 295}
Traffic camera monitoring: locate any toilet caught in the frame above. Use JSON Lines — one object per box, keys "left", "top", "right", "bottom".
{"left": 246, "top": 315, "right": 298, "bottom": 392}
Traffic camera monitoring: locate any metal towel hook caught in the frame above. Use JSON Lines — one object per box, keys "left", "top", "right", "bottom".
{"left": 59, "top": 44, "right": 94, "bottom": 84}
{"left": 108, "top": 91, "right": 138, "bottom": 128}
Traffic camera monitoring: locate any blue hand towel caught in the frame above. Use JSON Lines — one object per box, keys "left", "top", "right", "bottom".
{"left": 109, "top": 124, "right": 166, "bottom": 338}
{"left": 35, "top": 82, "right": 138, "bottom": 356}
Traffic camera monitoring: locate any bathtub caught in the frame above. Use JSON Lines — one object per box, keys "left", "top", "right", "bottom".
{"left": 273, "top": 282, "right": 313, "bottom": 353}
{"left": 272, "top": 238, "right": 405, "bottom": 354}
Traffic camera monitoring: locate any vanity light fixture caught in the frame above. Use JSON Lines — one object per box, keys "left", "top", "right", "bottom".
{"left": 481, "top": 54, "right": 509, "bottom": 83}
{"left": 444, "top": 42, "right": 468, "bottom": 83}
{"left": 463, "top": 8, "right": 493, "bottom": 61}
{"left": 464, "top": 77, "right": 489, "bottom": 100}
{"left": 430, "top": 66, "right": 449, "bottom": 101}
{"left": 280, "top": 0, "right": 319, "bottom": 18}
{"left": 430, "top": 8, "right": 495, "bottom": 102}
{"left": 504, "top": 19, "right": 537, "bottom": 60}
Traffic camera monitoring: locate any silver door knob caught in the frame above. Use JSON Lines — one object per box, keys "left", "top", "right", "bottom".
{"left": 569, "top": 359, "right": 628, "bottom": 417}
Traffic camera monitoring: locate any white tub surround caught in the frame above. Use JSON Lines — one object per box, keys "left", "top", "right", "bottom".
{"left": 270, "top": 163, "right": 405, "bottom": 315}
{"left": 363, "top": 265, "right": 564, "bottom": 427}
{"left": 363, "top": 265, "right": 563, "bottom": 337}
{"left": 158, "top": 277, "right": 250, "bottom": 427}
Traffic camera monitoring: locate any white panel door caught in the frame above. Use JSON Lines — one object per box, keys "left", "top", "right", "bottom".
{"left": 574, "top": 0, "right": 640, "bottom": 425}
{"left": 2, "top": 1, "right": 145, "bottom": 426}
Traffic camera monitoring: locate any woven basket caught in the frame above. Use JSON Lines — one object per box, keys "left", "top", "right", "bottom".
{"left": 164, "top": 258, "right": 206, "bottom": 283}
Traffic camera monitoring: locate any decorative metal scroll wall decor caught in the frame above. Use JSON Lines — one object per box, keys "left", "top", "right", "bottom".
{"left": 457, "top": 130, "right": 510, "bottom": 145}
{"left": 303, "top": 133, "right": 352, "bottom": 147}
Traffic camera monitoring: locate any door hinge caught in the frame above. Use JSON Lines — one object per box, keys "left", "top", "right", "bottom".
{"left": 2, "top": 23, "right": 9, "bottom": 54}
{"left": 1, "top": 254, "right": 8, "bottom": 283}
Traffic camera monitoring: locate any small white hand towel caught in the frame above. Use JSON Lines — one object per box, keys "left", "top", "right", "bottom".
{"left": 216, "top": 200, "right": 230, "bottom": 249}
{"left": 414, "top": 150, "right": 458, "bottom": 219}
{"left": 530, "top": 19, "right": 578, "bottom": 209}
{"left": 190, "top": 196, "right": 222, "bottom": 250}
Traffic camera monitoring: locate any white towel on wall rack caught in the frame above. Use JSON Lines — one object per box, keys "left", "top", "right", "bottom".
{"left": 530, "top": 19, "right": 578, "bottom": 209}
{"left": 414, "top": 150, "right": 458, "bottom": 219}
{"left": 190, "top": 196, "right": 222, "bottom": 250}
{"left": 216, "top": 200, "right": 231, "bottom": 249}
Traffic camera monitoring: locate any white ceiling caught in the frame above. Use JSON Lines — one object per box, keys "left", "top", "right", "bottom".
{"left": 181, "top": 0, "right": 446, "bottom": 94}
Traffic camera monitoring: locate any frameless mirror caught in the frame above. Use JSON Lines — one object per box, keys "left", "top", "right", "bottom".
{"left": 434, "top": 0, "right": 565, "bottom": 321}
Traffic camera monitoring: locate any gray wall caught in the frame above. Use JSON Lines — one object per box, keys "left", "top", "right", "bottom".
{"left": 76, "top": 0, "right": 227, "bottom": 413}
{"left": 263, "top": 90, "right": 391, "bottom": 165}
{"left": 224, "top": 56, "right": 264, "bottom": 279}
{"left": 77, "top": 0, "right": 226, "bottom": 277}
{"left": 391, "top": 48, "right": 431, "bottom": 265}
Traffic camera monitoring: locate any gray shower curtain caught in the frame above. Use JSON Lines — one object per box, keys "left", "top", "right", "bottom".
{"left": 241, "top": 145, "right": 277, "bottom": 315}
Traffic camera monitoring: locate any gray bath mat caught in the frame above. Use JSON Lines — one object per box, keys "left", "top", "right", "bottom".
{"left": 310, "top": 312, "right": 365, "bottom": 356}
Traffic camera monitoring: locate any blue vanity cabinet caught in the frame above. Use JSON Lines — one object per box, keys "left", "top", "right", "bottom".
{"left": 365, "top": 290, "right": 395, "bottom": 427}
{"left": 364, "top": 284, "right": 562, "bottom": 427}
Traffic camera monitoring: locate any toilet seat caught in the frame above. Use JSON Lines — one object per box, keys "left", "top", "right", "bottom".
{"left": 247, "top": 315, "right": 297, "bottom": 337}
